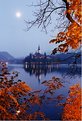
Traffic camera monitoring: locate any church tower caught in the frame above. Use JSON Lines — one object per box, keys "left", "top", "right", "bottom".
{"left": 38, "top": 45, "right": 40, "bottom": 53}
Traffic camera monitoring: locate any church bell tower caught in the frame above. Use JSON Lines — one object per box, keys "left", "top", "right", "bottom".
{"left": 38, "top": 45, "right": 40, "bottom": 53}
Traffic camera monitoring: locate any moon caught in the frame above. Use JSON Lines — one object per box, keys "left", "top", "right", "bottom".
{"left": 16, "top": 11, "right": 22, "bottom": 18}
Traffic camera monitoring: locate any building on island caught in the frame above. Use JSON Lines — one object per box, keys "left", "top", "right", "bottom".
{"left": 24, "top": 46, "right": 56, "bottom": 69}
{"left": 24, "top": 46, "right": 57, "bottom": 82}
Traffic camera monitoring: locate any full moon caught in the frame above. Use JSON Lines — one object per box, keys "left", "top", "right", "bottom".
{"left": 16, "top": 11, "right": 22, "bottom": 18}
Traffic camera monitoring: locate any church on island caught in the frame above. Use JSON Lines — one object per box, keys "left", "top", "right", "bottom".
{"left": 24, "top": 46, "right": 56, "bottom": 69}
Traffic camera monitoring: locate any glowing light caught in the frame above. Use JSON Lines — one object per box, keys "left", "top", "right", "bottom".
{"left": 16, "top": 11, "right": 22, "bottom": 18}
{"left": 16, "top": 110, "right": 20, "bottom": 115}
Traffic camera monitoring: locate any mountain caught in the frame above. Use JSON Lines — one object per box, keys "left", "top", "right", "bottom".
{"left": 0, "top": 52, "right": 24, "bottom": 64}
{"left": 0, "top": 52, "right": 14, "bottom": 61}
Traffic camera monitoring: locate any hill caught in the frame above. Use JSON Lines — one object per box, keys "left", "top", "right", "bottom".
{"left": 0, "top": 52, "right": 14, "bottom": 61}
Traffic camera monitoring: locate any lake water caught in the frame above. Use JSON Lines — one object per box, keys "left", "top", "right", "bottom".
{"left": 8, "top": 64, "right": 81, "bottom": 120}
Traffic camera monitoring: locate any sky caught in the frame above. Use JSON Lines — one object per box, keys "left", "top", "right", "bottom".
{"left": 0, "top": 0, "right": 58, "bottom": 58}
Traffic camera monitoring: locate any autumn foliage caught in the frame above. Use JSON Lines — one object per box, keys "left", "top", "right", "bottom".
{"left": 0, "top": 62, "right": 31, "bottom": 120}
{"left": 62, "top": 84, "right": 82, "bottom": 120}
{"left": 0, "top": 62, "right": 81, "bottom": 120}
{"left": 0, "top": 62, "right": 64, "bottom": 120}
{"left": 26, "top": 0, "right": 81, "bottom": 53}
{"left": 49, "top": 0, "right": 81, "bottom": 53}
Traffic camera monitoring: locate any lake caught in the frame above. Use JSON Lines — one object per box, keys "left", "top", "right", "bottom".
{"left": 8, "top": 64, "right": 81, "bottom": 120}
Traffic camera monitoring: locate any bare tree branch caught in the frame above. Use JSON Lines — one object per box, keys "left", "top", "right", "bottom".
{"left": 25, "top": 0, "right": 67, "bottom": 31}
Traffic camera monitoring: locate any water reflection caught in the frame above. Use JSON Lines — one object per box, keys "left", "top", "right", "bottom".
{"left": 24, "top": 64, "right": 81, "bottom": 83}
{"left": 7, "top": 64, "right": 81, "bottom": 120}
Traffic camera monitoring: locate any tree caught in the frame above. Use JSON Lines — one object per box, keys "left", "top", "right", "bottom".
{"left": 26, "top": 0, "right": 81, "bottom": 53}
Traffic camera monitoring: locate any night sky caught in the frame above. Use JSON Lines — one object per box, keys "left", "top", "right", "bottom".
{"left": 0, "top": 0, "right": 57, "bottom": 57}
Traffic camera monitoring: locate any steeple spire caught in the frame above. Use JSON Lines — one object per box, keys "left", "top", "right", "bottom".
{"left": 38, "top": 45, "right": 40, "bottom": 53}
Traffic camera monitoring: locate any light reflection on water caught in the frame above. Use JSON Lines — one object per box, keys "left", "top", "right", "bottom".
{"left": 8, "top": 64, "right": 81, "bottom": 120}
{"left": 8, "top": 64, "right": 81, "bottom": 89}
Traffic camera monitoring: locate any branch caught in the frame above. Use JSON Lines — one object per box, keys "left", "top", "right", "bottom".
{"left": 25, "top": 4, "right": 66, "bottom": 31}
{"left": 62, "top": 0, "right": 78, "bottom": 24}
